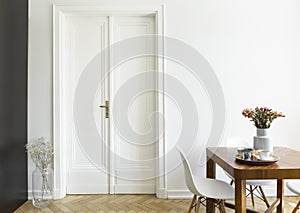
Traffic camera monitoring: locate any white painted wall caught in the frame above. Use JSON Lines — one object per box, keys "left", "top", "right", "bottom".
{"left": 29, "top": 0, "right": 300, "bottom": 198}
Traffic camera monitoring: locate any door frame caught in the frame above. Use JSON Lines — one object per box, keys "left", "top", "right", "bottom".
{"left": 53, "top": 4, "right": 166, "bottom": 199}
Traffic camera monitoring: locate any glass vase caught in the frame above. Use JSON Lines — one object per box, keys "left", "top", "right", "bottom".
{"left": 32, "top": 166, "right": 53, "bottom": 208}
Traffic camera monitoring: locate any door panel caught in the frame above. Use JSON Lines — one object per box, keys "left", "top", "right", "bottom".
{"left": 111, "top": 16, "right": 156, "bottom": 194}
{"left": 65, "top": 16, "right": 109, "bottom": 194}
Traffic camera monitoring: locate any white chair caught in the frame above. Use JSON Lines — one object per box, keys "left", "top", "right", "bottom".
{"left": 225, "top": 138, "right": 274, "bottom": 208}
{"left": 286, "top": 181, "right": 300, "bottom": 213}
{"left": 177, "top": 147, "right": 234, "bottom": 213}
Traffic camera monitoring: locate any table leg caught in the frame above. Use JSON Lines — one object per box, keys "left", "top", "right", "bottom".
{"left": 277, "top": 179, "right": 284, "bottom": 213}
{"left": 235, "top": 179, "right": 246, "bottom": 213}
{"left": 206, "top": 158, "right": 216, "bottom": 213}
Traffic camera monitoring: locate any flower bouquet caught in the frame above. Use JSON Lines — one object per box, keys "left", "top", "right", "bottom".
{"left": 26, "top": 137, "right": 54, "bottom": 208}
{"left": 242, "top": 107, "right": 285, "bottom": 129}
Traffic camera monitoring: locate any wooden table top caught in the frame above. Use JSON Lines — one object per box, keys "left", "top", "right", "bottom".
{"left": 206, "top": 146, "right": 300, "bottom": 180}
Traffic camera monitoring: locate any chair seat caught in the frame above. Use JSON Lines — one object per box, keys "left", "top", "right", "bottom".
{"left": 193, "top": 176, "right": 235, "bottom": 200}
{"left": 246, "top": 180, "right": 275, "bottom": 186}
{"left": 286, "top": 181, "right": 300, "bottom": 195}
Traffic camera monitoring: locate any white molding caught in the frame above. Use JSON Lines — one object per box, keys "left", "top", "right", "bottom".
{"left": 28, "top": 188, "right": 67, "bottom": 200}
{"left": 28, "top": 191, "right": 32, "bottom": 200}
{"left": 108, "top": 15, "right": 115, "bottom": 195}
{"left": 53, "top": 4, "right": 165, "bottom": 199}
{"left": 157, "top": 188, "right": 168, "bottom": 199}
{"left": 115, "top": 184, "right": 156, "bottom": 194}
{"left": 67, "top": 184, "right": 109, "bottom": 194}
{"left": 53, "top": 4, "right": 67, "bottom": 199}
{"left": 52, "top": 5, "right": 164, "bottom": 16}
{"left": 167, "top": 190, "right": 193, "bottom": 199}
{"left": 155, "top": 4, "right": 167, "bottom": 199}
{"left": 29, "top": 188, "right": 295, "bottom": 200}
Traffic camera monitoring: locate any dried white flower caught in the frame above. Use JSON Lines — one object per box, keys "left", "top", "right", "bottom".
{"left": 26, "top": 137, "right": 54, "bottom": 171}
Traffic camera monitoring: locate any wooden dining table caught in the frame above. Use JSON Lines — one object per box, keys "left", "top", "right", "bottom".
{"left": 206, "top": 146, "right": 300, "bottom": 213}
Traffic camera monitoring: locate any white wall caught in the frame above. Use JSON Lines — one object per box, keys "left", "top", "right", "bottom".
{"left": 29, "top": 0, "right": 300, "bottom": 198}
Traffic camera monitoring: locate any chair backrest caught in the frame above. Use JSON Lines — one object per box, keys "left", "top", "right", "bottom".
{"left": 176, "top": 147, "right": 199, "bottom": 195}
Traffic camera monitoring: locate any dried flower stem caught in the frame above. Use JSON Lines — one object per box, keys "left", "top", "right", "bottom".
{"left": 26, "top": 137, "right": 54, "bottom": 202}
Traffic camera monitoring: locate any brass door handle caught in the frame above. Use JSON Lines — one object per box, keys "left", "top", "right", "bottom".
{"left": 99, "top": 100, "right": 109, "bottom": 118}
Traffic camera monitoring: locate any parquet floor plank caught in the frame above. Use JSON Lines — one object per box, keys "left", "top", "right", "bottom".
{"left": 15, "top": 194, "right": 299, "bottom": 212}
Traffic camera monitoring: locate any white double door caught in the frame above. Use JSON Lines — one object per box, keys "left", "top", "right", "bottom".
{"left": 64, "top": 14, "right": 157, "bottom": 194}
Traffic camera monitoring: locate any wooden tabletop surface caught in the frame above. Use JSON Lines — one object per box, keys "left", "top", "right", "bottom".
{"left": 206, "top": 146, "right": 300, "bottom": 180}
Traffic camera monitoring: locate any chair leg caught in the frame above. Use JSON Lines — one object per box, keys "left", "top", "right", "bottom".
{"left": 292, "top": 200, "right": 300, "bottom": 213}
{"left": 195, "top": 197, "right": 201, "bottom": 213}
{"left": 188, "top": 194, "right": 197, "bottom": 213}
{"left": 219, "top": 200, "right": 226, "bottom": 213}
{"left": 259, "top": 186, "right": 270, "bottom": 208}
{"left": 265, "top": 198, "right": 280, "bottom": 213}
{"left": 250, "top": 185, "right": 255, "bottom": 207}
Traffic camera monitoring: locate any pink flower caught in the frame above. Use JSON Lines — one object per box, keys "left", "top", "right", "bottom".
{"left": 242, "top": 107, "right": 285, "bottom": 128}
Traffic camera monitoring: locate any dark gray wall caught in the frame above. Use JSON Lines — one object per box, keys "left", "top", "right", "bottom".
{"left": 0, "top": 0, "right": 28, "bottom": 212}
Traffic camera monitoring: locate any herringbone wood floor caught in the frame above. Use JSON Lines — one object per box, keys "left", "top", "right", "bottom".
{"left": 15, "top": 195, "right": 299, "bottom": 213}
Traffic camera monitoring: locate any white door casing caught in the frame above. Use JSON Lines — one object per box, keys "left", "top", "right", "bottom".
{"left": 53, "top": 5, "right": 166, "bottom": 199}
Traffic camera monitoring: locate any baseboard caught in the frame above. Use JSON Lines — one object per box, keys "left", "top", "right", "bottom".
{"left": 67, "top": 184, "right": 109, "bottom": 194}
{"left": 115, "top": 184, "right": 156, "bottom": 194}
{"left": 28, "top": 189, "right": 66, "bottom": 200}
{"left": 28, "top": 191, "right": 32, "bottom": 200}
{"left": 167, "top": 190, "right": 193, "bottom": 199}
{"left": 28, "top": 186, "right": 295, "bottom": 201}
{"left": 53, "top": 188, "right": 66, "bottom": 200}
{"left": 156, "top": 188, "right": 168, "bottom": 199}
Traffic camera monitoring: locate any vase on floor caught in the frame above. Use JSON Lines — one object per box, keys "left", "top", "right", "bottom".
{"left": 253, "top": 128, "right": 273, "bottom": 153}
{"left": 32, "top": 165, "right": 53, "bottom": 208}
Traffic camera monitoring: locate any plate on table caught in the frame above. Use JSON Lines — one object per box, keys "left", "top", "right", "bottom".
{"left": 235, "top": 154, "right": 280, "bottom": 166}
